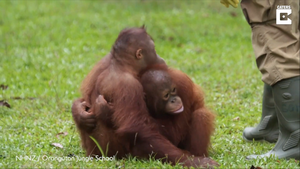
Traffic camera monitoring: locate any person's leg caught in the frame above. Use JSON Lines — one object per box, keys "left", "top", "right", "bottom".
{"left": 243, "top": 83, "right": 279, "bottom": 143}
{"left": 241, "top": 0, "right": 300, "bottom": 160}
{"left": 240, "top": 0, "right": 280, "bottom": 144}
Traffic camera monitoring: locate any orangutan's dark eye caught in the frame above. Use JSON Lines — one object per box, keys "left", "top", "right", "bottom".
{"left": 164, "top": 93, "right": 169, "bottom": 99}
{"left": 172, "top": 88, "right": 176, "bottom": 92}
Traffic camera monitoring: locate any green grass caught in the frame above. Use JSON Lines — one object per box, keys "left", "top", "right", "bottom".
{"left": 0, "top": 0, "right": 299, "bottom": 168}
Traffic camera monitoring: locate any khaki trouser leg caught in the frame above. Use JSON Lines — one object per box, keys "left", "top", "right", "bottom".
{"left": 241, "top": 0, "right": 300, "bottom": 85}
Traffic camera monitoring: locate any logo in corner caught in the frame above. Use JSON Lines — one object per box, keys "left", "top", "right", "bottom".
{"left": 276, "top": 5, "right": 292, "bottom": 25}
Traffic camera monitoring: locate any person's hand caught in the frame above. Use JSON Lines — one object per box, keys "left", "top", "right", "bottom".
{"left": 220, "top": 0, "right": 239, "bottom": 8}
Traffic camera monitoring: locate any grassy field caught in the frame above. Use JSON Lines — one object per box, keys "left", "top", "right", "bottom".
{"left": 0, "top": 0, "right": 299, "bottom": 168}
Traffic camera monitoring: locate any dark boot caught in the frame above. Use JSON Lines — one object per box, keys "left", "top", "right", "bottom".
{"left": 247, "top": 76, "right": 300, "bottom": 160}
{"left": 243, "top": 83, "right": 279, "bottom": 143}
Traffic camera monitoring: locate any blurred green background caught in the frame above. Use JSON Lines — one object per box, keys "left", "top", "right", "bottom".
{"left": 0, "top": 0, "right": 299, "bottom": 168}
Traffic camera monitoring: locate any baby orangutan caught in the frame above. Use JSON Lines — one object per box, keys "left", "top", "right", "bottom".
{"left": 88, "top": 64, "right": 218, "bottom": 168}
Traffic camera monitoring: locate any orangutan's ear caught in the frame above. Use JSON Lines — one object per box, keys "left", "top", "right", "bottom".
{"left": 136, "top": 49, "right": 143, "bottom": 59}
